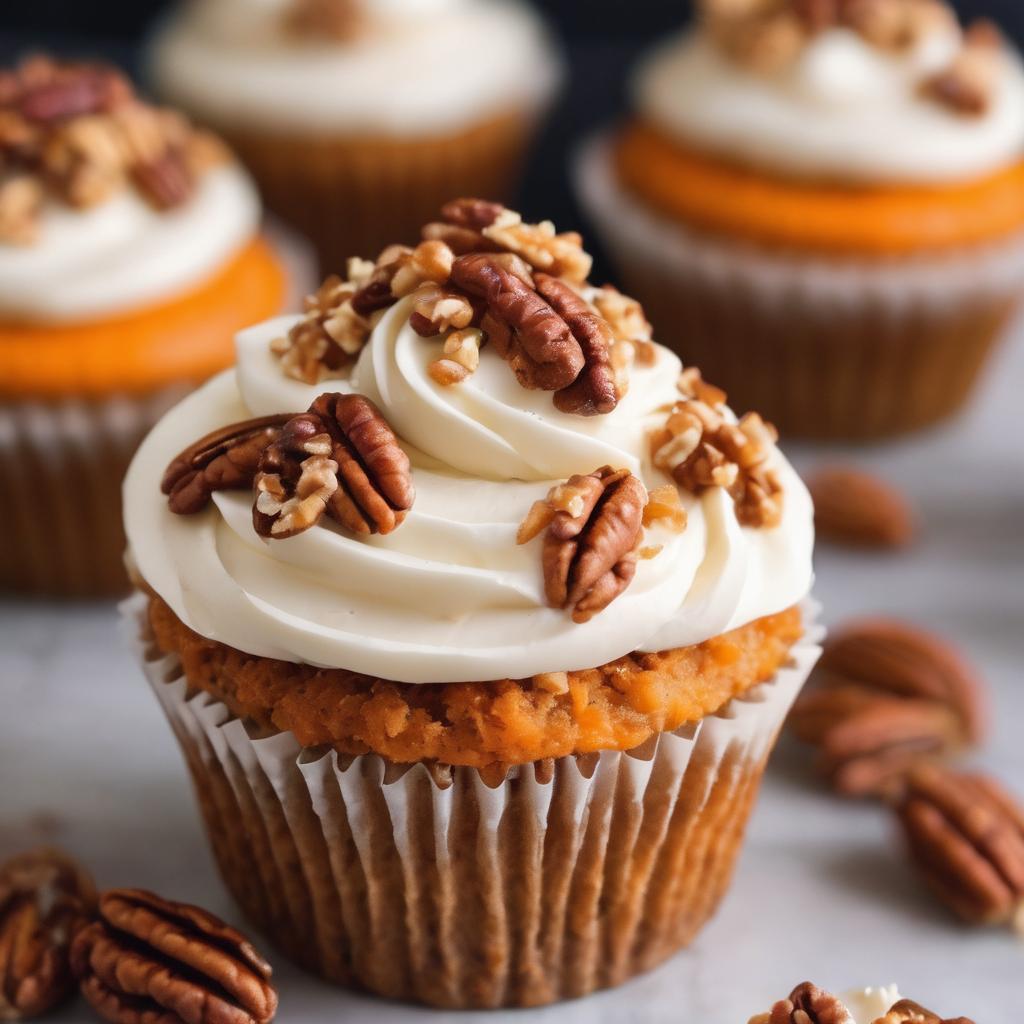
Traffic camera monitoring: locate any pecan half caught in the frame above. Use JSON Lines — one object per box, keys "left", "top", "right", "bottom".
{"left": 872, "top": 999, "right": 975, "bottom": 1024}
{"left": 535, "top": 274, "right": 618, "bottom": 416}
{"left": 748, "top": 981, "right": 854, "bottom": 1024}
{"left": 808, "top": 465, "right": 917, "bottom": 549}
{"left": 520, "top": 466, "right": 646, "bottom": 624}
{"left": 0, "top": 848, "right": 97, "bottom": 1020}
{"left": 451, "top": 253, "right": 585, "bottom": 392}
{"left": 284, "top": 0, "right": 366, "bottom": 40}
{"left": 789, "top": 619, "right": 986, "bottom": 797}
{"left": 162, "top": 415, "right": 292, "bottom": 515}
{"left": 254, "top": 393, "right": 414, "bottom": 539}
{"left": 71, "top": 888, "right": 277, "bottom": 1024}
{"left": 895, "top": 765, "right": 1024, "bottom": 932}
{"left": 130, "top": 149, "right": 192, "bottom": 210}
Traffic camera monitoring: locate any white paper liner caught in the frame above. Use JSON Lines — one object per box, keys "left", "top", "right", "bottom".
{"left": 575, "top": 137, "right": 1024, "bottom": 311}
{"left": 123, "top": 592, "right": 822, "bottom": 1008}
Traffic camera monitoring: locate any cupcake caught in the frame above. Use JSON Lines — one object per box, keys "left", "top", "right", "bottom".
{"left": 0, "top": 55, "right": 302, "bottom": 596}
{"left": 576, "top": 1, "right": 1024, "bottom": 440}
{"left": 149, "top": 0, "right": 562, "bottom": 273}
{"left": 122, "top": 200, "right": 818, "bottom": 1007}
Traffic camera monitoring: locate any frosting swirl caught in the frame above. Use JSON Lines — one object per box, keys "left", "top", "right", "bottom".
{"left": 125, "top": 299, "right": 813, "bottom": 684}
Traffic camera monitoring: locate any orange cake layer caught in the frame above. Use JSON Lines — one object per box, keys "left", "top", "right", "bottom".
{"left": 616, "top": 120, "right": 1024, "bottom": 256}
{"left": 0, "top": 236, "right": 288, "bottom": 400}
{"left": 147, "top": 593, "right": 803, "bottom": 770}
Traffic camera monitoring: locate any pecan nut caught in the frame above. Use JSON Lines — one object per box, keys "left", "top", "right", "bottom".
{"left": 130, "top": 150, "right": 193, "bottom": 210}
{"left": 748, "top": 981, "right": 853, "bottom": 1024}
{"left": 254, "top": 393, "right": 414, "bottom": 539}
{"left": 807, "top": 465, "right": 917, "bottom": 549}
{"left": 0, "top": 848, "right": 97, "bottom": 1020}
{"left": 71, "top": 888, "right": 277, "bottom": 1024}
{"left": 520, "top": 466, "right": 646, "bottom": 623}
{"left": 895, "top": 765, "right": 1024, "bottom": 932}
{"left": 872, "top": 999, "right": 975, "bottom": 1024}
{"left": 162, "top": 415, "right": 292, "bottom": 515}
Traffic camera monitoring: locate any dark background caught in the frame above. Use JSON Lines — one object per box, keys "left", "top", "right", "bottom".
{"left": 3, "top": 0, "right": 1022, "bottom": 272}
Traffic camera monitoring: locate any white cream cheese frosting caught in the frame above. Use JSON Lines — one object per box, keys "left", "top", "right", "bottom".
{"left": 841, "top": 986, "right": 903, "bottom": 1024}
{"left": 635, "top": 27, "right": 1024, "bottom": 184}
{"left": 0, "top": 164, "right": 261, "bottom": 324}
{"left": 124, "top": 298, "right": 814, "bottom": 684}
{"left": 149, "top": 0, "right": 562, "bottom": 135}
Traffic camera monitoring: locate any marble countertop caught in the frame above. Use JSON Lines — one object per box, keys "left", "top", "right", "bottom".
{"left": 3, "top": 332, "right": 1022, "bottom": 1024}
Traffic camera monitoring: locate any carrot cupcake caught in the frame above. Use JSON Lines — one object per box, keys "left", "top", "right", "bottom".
{"left": 0, "top": 56, "right": 299, "bottom": 596}
{"left": 148, "top": 0, "right": 562, "bottom": 272}
{"left": 122, "top": 200, "right": 818, "bottom": 1007}
{"left": 577, "top": 0, "right": 1024, "bottom": 440}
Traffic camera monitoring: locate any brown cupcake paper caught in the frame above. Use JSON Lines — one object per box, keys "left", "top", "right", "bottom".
{"left": 124, "top": 591, "right": 823, "bottom": 1009}
{"left": 576, "top": 139, "right": 1024, "bottom": 441}
{"left": 220, "top": 111, "right": 537, "bottom": 274}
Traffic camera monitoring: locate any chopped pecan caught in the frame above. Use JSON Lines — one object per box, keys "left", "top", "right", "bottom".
{"left": 535, "top": 274, "right": 618, "bottom": 416}
{"left": 748, "top": 981, "right": 853, "bottom": 1024}
{"left": 439, "top": 197, "right": 505, "bottom": 230}
{"left": 642, "top": 484, "right": 688, "bottom": 533}
{"left": 0, "top": 848, "right": 97, "bottom": 1020}
{"left": 451, "top": 254, "right": 585, "bottom": 393}
{"left": 162, "top": 415, "right": 292, "bottom": 515}
{"left": 0, "top": 175, "right": 42, "bottom": 245}
{"left": 842, "top": 0, "right": 956, "bottom": 51}
{"left": 480, "top": 208, "right": 593, "bottom": 284}
{"left": 349, "top": 244, "right": 411, "bottom": 317}
{"left": 427, "top": 327, "right": 483, "bottom": 385}
{"left": 130, "top": 149, "right": 192, "bottom": 210}
{"left": 408, "top": 282, "right": 477, "bottom": 337}
{"left": 254, "top": 393, "right": 414, "bottom": 539}
{"left": 284, "top": 0, "right": 366, "bottom": 40}
{"left": 18, "top": 64, "right": 130, "bottom": 123}
{"left": 519, "top": 466, "right": 646, "bottom": 624}
{"left": 808, "top": 465, "right": 917, "bottom": 549}
{"left": 789, "top": 618, "right": 986, "bottom": 797}
{"left": 895, "top": 765, "right": 1024, "bottom": 933}
{"left": 592, "top": 285, "right": 652, "bottom": 345}
{"left": 71, "top": 888, "right": 277, "bottom": 1024}
{"left": 921, "top": 21, "right": 1000, "bottom": 116}
{"left": 872, "top": 999, "right": 975, "bottom": 1024}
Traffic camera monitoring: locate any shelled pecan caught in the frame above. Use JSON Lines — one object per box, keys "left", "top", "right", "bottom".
{"left": 807, "top": 465, "right": 917, "bottom": 549}
{"left": 895, "top": 765, "right": 1024, "bottom": 932}
{"left": 254, "top": 393, "right": 414, "bottom": 538}
{"left": 71, "top": 888, "right": 277, "bottom": 1024}
{"left": 162, "top": 415, "right": 292, "bottom": 515}
{"left": 284, "top": 0, "right": 366, "bottom": 40}
{"left": 921, "top": 19, "right": 1001, "bottom": 116}
{"left": 0, "top": 848, "right": 97, "bottom": 1020}
{"left": 873, "top": 999, "right": 974, "bottom": 1024}
{"left": 747, "top": 981, "right": 853, "bottom": 1024}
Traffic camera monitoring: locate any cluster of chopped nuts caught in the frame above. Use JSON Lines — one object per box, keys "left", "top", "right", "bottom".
{"left": 0, "top": 55, "right": 226, "bottom": 245}
{"left": 0, "top": 847, "right": 278, "bottom": 1024}
{"left": 650, "top": 367, "right": 784, "bottom": 529}
{"left": 701, "top": 0, "right": 1002, "bottom": 115}
{"left": 271, "top": 198, "right": 657, "bottom": 415}
{"left": 749, "top": 981, "right": 975, "bottom": 1024}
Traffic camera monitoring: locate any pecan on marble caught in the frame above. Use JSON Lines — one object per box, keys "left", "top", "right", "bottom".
{"left": 748, "top": 981, "right": 853, "bottom": 1024}
{"left": 71, "top": 888, "right": 277, "bottom": 1024}
{"left": 253, "top": 393, "right": 414, "bottom": 539}
{"left": 162, "top": 415, "right": 293, "bottom": 515}
{"left": 0, "top": 848, "right": 97, "bottom": 1020}
{"left": 895, "top": 765, "right": 1024, "bottom": 932}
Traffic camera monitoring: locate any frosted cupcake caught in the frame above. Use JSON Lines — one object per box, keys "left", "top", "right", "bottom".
{"left": 149, "top": 0, "right": 562, "bottom": 273}
{"left": 123, "top": 200, "right": 818, "bottom": 1007}
{"left": 0, "top": 56, "right": 299, "bottom": 596}
{"left": 577, "top": 1, "right": 1024, "bottom": 440}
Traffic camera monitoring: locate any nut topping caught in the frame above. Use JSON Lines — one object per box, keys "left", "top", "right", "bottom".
{"left": 748, "top": 981, "right": 854, "bottom": 1024}
{"left": 895, "top": 765, "right": 1024, "bottom": 932}
{"left": 519, "top": 466, "right": 647, "bottom": 623}
{"left": 162, "top": 415, "right": 292, "bottom": 515}
{"left": 71, "top": 888, "right": 277, "bottom": 1024}
{"left": 254, "top": 393, "right": 414, "bottom": 539}
{"left": 872, "top": 1000, "right": 975, "bottom": 1024}
{"left": 0, "top": 849, "right": 97, "bottom": 1021}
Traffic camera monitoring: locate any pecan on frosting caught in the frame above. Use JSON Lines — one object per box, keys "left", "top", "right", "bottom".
{"left": 0, "top": 55, "right": 227, "bottom": 244}
{"left": 748, "top": 983, "right": 976, "bottom": 1024}
{"left": 284, "top": 0, "right": 367, "bottom": 41}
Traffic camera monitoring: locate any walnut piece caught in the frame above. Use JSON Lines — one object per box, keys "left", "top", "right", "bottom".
{"left": 519, "top": 466, "right": 647, "bottom": 624}
{"left": 162, "top": 415, "right": 293, "bottom": 515}
{"left": 71, "top": 888, "right": 277, "bottom": 1024}
{"left": 0, "top": 849, "right": 97, "bottom": 1021}
{"left": 254, "top": 393, "right": 414, "bottom": 539}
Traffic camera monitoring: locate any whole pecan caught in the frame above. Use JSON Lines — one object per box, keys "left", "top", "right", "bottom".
{"left": 71, "top": 888, "right": 277, "bottom": 1024}
{"left": 748, "top": 981, "right": 853, "bottom": 1024}
{"left": 254, "top": 393, "right": 414, "bottom": 539}
{"left": 162, "top": 415, "right": 293, "bottom": 515}
{"left": 872, "top": 999, "right": 975, "bottom": 1024}
{"left": 535, "top": 274, "right": 618, "bottom": 416}
{"left": 894, "top": 765, "right": 1024, "bottom": 932}
{"left": 807, "top": 465, "right": 917, "bottom": 549}
{"left": 533, "top": 466, "right": 646, "bottom": 623}
{"left": 0, "top": 848, "right": 97, "bottom": 1020}
{"left": 18, "top": 65, "right": 130, "bottom": 123}
{"left": 451, "top": 254, "right": 585, "bottom": 393}
{"left": 131, "top": 150, "right": 193, "bottom": 210}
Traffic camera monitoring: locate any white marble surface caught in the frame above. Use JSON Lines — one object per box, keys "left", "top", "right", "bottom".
{"left": 2, "top": 329, "right": 1023, "bottom": 1024}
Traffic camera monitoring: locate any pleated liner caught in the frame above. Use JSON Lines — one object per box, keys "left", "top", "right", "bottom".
{"left": 576, "top": 139, "right": 1024, "bottom": 442}
{"left": 125, "top": 593, "right": 822, "bottom": 1009}
{"left": 219, "top": 111, "right": 536, "bottom": 276}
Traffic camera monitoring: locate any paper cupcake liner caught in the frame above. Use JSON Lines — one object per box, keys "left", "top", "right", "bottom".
{"left": 124, "top": 592, "right": 822, "bottom": 1008}
{"left": 220, "top": 110, "right": 537, "bottom": 275}
{"left": 576, "top": 139, "right": 1024, "bottom": 441}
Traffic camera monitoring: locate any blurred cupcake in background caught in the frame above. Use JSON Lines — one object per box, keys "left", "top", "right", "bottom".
{"left": 0, "top": 55, "right": 299, "bottom": 596}
{"left": 149, "top": 0, "right": 562, "bottom": 272}
{"left": 577, "top": 0, "right": 1024, "bottom": 440}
